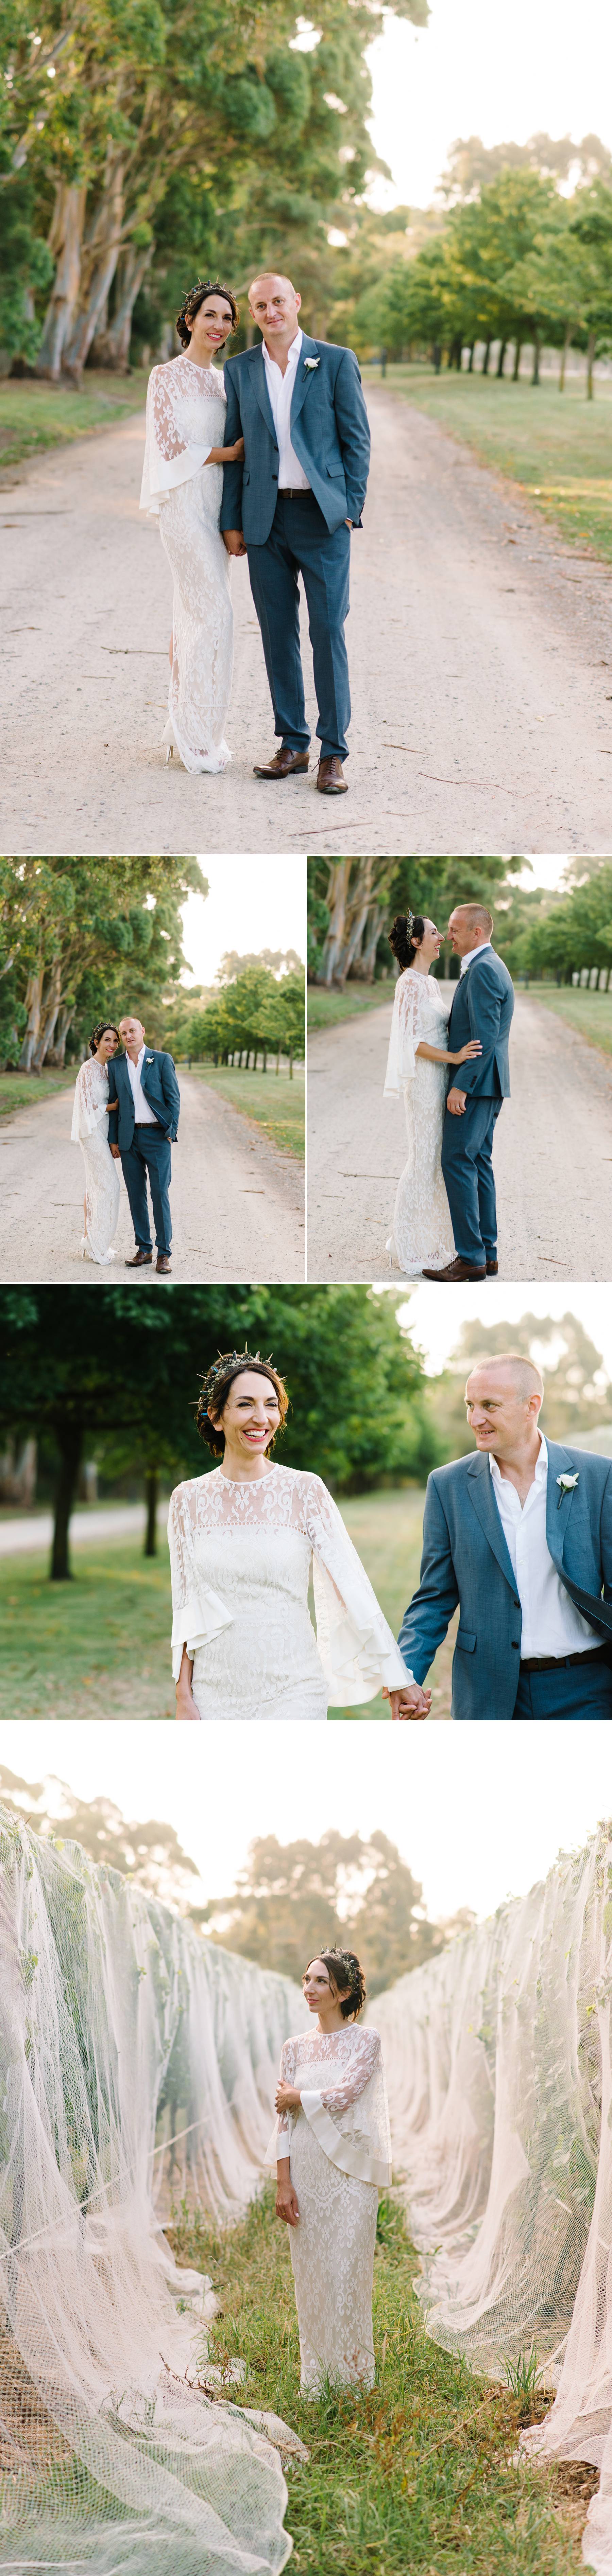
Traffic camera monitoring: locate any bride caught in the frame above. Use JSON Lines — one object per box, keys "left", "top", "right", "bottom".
{"left": 140, "top": 278, "right": 245, "bottom": 774}
{"left": 384, "top": 911, "right": 481, "bottom": 1277}
{"left": 70, "top": 1021, "right": 121, "bottom": 1265}
{"left": 168, "top": 1349, "right": 413, "bottom": 1719}
{"left": 271, "top": 1949, "right": 390, "bottom": 2396}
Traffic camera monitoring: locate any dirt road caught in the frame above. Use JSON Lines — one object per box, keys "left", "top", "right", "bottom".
{"left": 2, "top": 392, "right": 612, "bottom": 857}
{"left": 307, "top": 992, "right": 612, "bottom": 1282}
{"left": 0, "top": 1070, "right": 304, "bottom": 1282}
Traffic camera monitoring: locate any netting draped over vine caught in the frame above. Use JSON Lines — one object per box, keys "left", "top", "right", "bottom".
{"left": 0, "top": 1810, "right": 305, "bottom": 2576}
{"left": 374, "top": 1822, "right": 612, "bottom": 2575}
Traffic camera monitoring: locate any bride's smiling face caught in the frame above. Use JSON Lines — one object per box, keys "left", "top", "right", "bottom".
{"left": 211, "top": 1369, "right": 281, "bottom": 1464}
{"left": 414, "top": 918, "right": 442, "bottom": 967}
{"left": 186, "top": 295, "right": 235, "bottom": 363}
{"left": 95, "top": 1028, "right": 118, "bottom": 1061}
{"left": 302, "top": 1959, "right": 352, "bottom": 2028}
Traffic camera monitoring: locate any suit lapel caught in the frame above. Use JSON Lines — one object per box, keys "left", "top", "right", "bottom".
{"left": 545, "top": 1443, "right": 612, "bottom": 1637}
{"left": 249, "top": 346, "right": 277, "bottom": 442}
{"left": 290, "top": 334, "right": 319, "bottom": 434}
{"left": 466, "top": 1452, "right": 517, "bottom": 1592}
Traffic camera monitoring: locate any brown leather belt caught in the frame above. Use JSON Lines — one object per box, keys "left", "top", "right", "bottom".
{"left": 278, "top": 486, "right": 313, "bottom": 499}
{"left": 520, "top": 1645, "right": 610, "bottom": 1673}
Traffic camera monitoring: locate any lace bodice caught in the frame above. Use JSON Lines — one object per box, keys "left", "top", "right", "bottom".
{"left": 271, "top": 2025, "right": 391, "bottom": 2187}
{"left": 140, "top": 355, "right": 227, "bottom": 515}
{"left": 384, "top": 969, "right": 452, "bottom": 1095}
{"left": 167, "top": 1464, "right": 410, "bottom": 1710}
{"left": 70, "top": 1057, "right": 111, "bottom": 1141}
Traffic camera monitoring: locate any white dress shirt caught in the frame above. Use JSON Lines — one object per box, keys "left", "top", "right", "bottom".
{"left": 124, "top": 1044, "right": 158, "bottom": 1124}
{"left": 489, "top": 1433, "right": 597, "bottom": 1658}
{"left": 459, "top": 939, "right": 493, "bottom": 975}
{"left": 262, "top": 328, "right": 310, "bottom": 491}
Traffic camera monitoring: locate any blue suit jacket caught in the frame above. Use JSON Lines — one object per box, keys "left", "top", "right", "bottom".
{"left": 107, "top": 1049, "right": 180, "bottom": 1149}
{"left": 398, "top": 1443, "right": 612, "bottom": 1719}
{"left": 220, "top": 334, "right": 371, "bottom": 546}
{"left": 446, "top": 949, "right": 514, "bottom": 1098}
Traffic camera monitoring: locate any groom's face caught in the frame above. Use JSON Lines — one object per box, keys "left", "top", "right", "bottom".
{"left": 249, "top": 275, "right": 301, "bottom": 340}
{"left": 465, "top": 1367, "right": 540, "bottom": 1455}
{"left": 120, "top": 1017, "right": 145, "bottom": 1051}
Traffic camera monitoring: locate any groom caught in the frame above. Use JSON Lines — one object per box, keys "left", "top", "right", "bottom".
{"left": 220, "top": 271, "right": 371, "bottom": 795}
{"left": 423, "top": 903, "right": 514, "bottom": 1284}
{"left": 387, "top": 1354, "right": 612, "bottom": 1720}
{"left": 107, "top": 1015, "right": 180, "bottom": 1275}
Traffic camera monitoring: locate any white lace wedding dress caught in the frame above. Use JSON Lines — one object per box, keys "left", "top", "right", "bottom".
{"left": 269, "top": 2026, "right": 391, "bottom": 2396}
{"left": 384, "top": 968, "right": 455, "bottom": 1275}
{"left": 140, "top": 355, "right": 233, "bottom": 773}
{"left": 70, "top": 1059, "right": 120, "bottom": 1264}
{"left": 167, "top": 1462, "right": 412, "bottom": 1717}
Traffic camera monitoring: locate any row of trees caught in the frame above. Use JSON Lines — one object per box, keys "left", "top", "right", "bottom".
{"left": 495, "top": 859, "right": 612, "bottom": 985}
{"left": 0, "top": 856, "right": 204, "bottom": 1069}
{"left": 307, "top": 854, "right": 526, "bottom": 987}
{"left": 168, "top": 959, "right": 305, "bottom": 1076}
{"left": 1, "top": 0, "right": 427, "bottom": 379}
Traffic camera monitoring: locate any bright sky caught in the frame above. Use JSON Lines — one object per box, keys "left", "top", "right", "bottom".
{"left": 181, "top": 858, "right": 306, "bottom": 989}
{"left": 367, "top": 0, "right": 612, "bottom": 211}
{"left": 385, "top": 1283, "right": 612, "bottom": 1381}
{"left": 1, "top": 1723, "right": 609, "bottom": 1929}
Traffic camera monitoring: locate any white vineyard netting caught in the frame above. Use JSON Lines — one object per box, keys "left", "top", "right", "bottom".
{"left": 374, "top": 1819, "right": 612, "bottom": 2575}
{"left": 0, "top": 1809, "right": 306, "bottom": 2576}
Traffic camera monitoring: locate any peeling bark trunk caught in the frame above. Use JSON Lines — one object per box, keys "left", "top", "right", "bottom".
{"left": 31, "top": 957, "right": 62, "bottom": 1070}
{"left": 92, "top": 242, "right": 153, "bottom": 370}
{"left": 36, "top": 183, "right": 86, "bottom": 380}
{"left": 63, "top": 158, "right": 124, "bottom": 382}
{"left": 46, "top": 1004, "right": 75, "bottom": 1067}
{"left": 18, "top": 973, "right": 42, "bottom": 1070}
{"left": 318, "top": 861, "right": 353, "bottom": 986}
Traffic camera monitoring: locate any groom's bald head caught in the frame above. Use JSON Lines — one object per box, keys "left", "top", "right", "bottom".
{"left": 248, "top": 275, "right": 302, "bottom": 338}
{"left": 465, "top": 1354, "right": 544, "bottom": 1458}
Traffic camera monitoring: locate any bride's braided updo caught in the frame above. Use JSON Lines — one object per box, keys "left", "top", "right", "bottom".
{"left": 388, "top": 911, "right": 425, "bottom": 971}
{"left": 176, "top": 278, "right": 239, "bottom": 349}
{"left": 305, "top": 1948, "right": 367, "bottom": 2020}
{"left": 196, "top": 1347, "right": 289, "bottom": 1455}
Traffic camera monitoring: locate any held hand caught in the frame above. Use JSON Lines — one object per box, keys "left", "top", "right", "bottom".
{"left": 345, "top": 518, "right": 353, "bottom": 529}
{"left": 447, "top": 1087, "right": 467, "bottom": 1116}
{"left": 226, "top": 435, "right": 245, "bottom": 462}
{"left": 275, "top": 2182, "right": 300, "bottom": 2228}
{"left": 455, "top": 1041, "right": 482, "bottom": 1064}
{"left": 383, "top": 1683, "right": 431, "bottom": 1719}
{"left": 275, "top": 2081, "right": 301, "bottom": 2113}
{"left": 109, "top": 1142, "right": 121, "bottom": 1159}
{"left": 222, "top": 528, "right": 247, "bottom": 557}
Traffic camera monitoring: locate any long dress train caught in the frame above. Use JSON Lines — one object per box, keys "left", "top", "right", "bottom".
{"left": 270, "top": 2026, "right": 391, "bottom": 2396}
{"left": 384, "top": 967, "right": 456, "bottom": 1274}
{"left": 167, "top": 1462, "right": 412, "bottom": 1717}
{"left": 140, "top": 354, "right": 233, "bottom": 773}
{"left": 71, "top": 1059, "right": 120, "bottom": 1264}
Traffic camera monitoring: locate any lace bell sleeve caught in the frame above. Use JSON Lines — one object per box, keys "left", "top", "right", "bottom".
{"left": 301, "top": 2030, "right": 392, "bottom": 2187}
{"left": 265, "top": 2037, "right": 297, "bottom": 2162}
{"left": 167, "top": 1482, "right": 232, "bottom": 1683}
{"left": 304, "top": 1475, "right": 413, "bottom": 1708}
{"left": 384, "top": 972, "right": 424, "bottom": 1095}
{"left": 140, "top": 364, "right": 213, "bottom": 516}
{"left": 70, "top": 1061, "right": 107, "bottom": 1143}
{"left": 318, "top": 2029, "right": 381, "bottom": 2113}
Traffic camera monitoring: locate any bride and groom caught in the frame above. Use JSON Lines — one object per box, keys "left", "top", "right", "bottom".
{"left": 140, "top": 271, "right": 370, "bottom": 789}
{"left": 71, "top": 1016, "right": 180, "bottom": 1271}
{"left": 384, "top": 900, "right": 514, "bottom": 1281}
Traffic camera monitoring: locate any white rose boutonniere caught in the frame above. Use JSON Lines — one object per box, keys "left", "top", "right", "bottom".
{"left": 556, "top": 1471, "right": 579, "bottom": 1508}
{"left": 303, "top": 356, "right": 320, "bottom": 371}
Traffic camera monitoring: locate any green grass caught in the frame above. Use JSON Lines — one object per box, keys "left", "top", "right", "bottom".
{"left": 0, "top": 1488, "right": 448, "bottom": 1723}
{"left": 369, "top": 366, "right": 612, "bottom": 559}
{"left": 186, "top": 1063, "right": 305, "bottom": 1158}
{"left": 329, "top": 1488, "right": 453, "bottom": 1721}
{"left": 166, "top": 2186, "right": 589, "bottom": 2575}
{"left": 0, "top": 1538, "right": 174, "bottom": 1719}
{"left": 0, "top": 371, "right": 147, "bottom": 471}
{"left": 0, "top": 1069, "right": 75, "bottom": 1118}
{"left": 307, "top": 985, "right": 395, "bottom": 1033}
{"left": 521, "top": 984, "right": 612, "bottom": 1058}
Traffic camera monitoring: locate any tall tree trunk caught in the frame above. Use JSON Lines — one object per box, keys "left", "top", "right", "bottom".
{"left": 586, "top": 329, "right": 596, "bottom": 399}
{"left": 31, "top": 957, "right": 62, "bottom": 1070}
{"left": 496, "top": 340, "right": 507, "bottom": 378}
{"left": 36, "top": 184, "right": 86, "bottom": 380}
{"left": 558, "top": 324, "right": 572, "bottom": 390}
{"left": 531, "top": 331, "right": 541, "bottom": 386}
{"left": 481, "top": 339, "right": 491, "bottom": 373}
{"left": 63, "top": 158, "right": 124, "bottom": 382}
{"left": 18, "top": 973, "right": 42, "bottom": 1070}
{"left": 144, "top": 1466, "right": 158, "bottom": 1557}
{"left": 51, "top": 1422, "right": 83, "bottom": 1581}
{"left": 92, "top": 242, "right": 153, "bottom": 370}
{"left": 46, "top": 1004, "right": 74, "bottom": 1068}
{"left": 318, "top": 861, "right": 353, "bottom": 985}
{"left": 512, "top": 338, "right": 523, "bottom": 381}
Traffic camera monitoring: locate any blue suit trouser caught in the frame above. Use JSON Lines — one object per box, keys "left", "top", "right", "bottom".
{"left": 120, "top": 1128, "right": 172, "bottom": 1255}
{"left": 441, "top": 1093, "right": 503, "bottom": 1264}
{"left": 512, "top": 1652, "right": 612, "bottom": 1717}
{"left": 246, "top": 491, "right": 351, "bottom": 760}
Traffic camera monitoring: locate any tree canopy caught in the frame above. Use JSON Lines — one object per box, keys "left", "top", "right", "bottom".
{"left": 0, "top": 856, "right": 204, "bottom": 1070}
{"left": 198, "top": 1828, "right": 473, "bottom": 1994}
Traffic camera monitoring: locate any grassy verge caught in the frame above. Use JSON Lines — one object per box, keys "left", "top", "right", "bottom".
{"left": 186, "top": 1063, "right": 305, "bottom": 1158}
{"left": 167, "top": 2186, "right": 589, "bottom": 2574}
{"left": 520, "top": 985, "right": 612, "bottom": 1058}
{"left": 0, "top": 371, "right": 147, "bottom": 471}
{"left": 307, "top": 985, "right": 395, "bottom": 1033}
{"left": 368, "top": 366, "right": 612, "bottom": 559}
{"left": 0, "top": 1070, "right": 75, "bottom": 1118}
{"left": 328, "top": 1488, "right": 453, "bottom": 1721}
{"left": 0, "top": 1537, "right": 174, "bottom": 1719}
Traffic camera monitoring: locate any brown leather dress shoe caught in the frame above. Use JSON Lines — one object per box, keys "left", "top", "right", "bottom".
{"left": 125, "top": 1247, "right": 153, "bottom": 1267}
{"left": 421, "top": 1255, "right": 487, "bottom": 1282}
{"left": 317, "top": 756, "right": 347, "bottom": 794}
{"left": 156, "top": 1254, "right": 172, "bottom": 1274}
{"left": 486, "top": 1258, "right": 499, "bottom": 1275}
{"left": 253, "top": 747, "right": 309, "bottom": 779}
